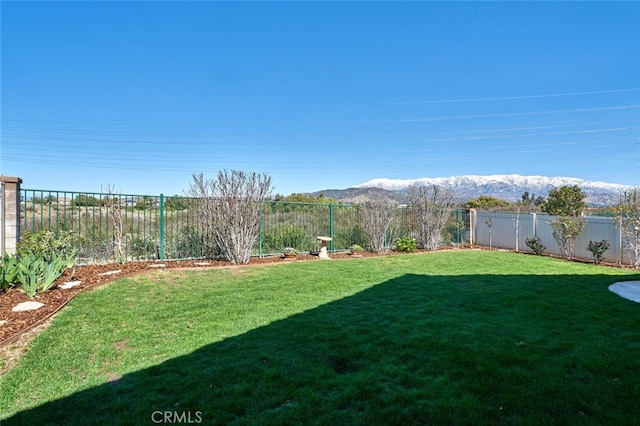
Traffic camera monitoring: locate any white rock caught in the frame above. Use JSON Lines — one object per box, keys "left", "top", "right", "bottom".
{"left": 12, "top": 301, "right": 45, "bottom": 312}
{"left": 194, "top": 262, "right": 210, "bottom": 266}
{"left": 99, "top": 270, "right": 121, "bottom": 276}
{"left": 149, "top": 264, "right": 166, "bottom": 268}
{"left": 59, "top": 280, "right": 82, "bottom": 289}
{"left": 0, "top": 320, "right": 7, "bottom": 326}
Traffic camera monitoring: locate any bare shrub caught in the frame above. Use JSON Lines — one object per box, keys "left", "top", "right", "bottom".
{"left": 408, "top": 184, "right": 454, "bottom": 250}
{"left": 187, "top": 170, "right": 273, "bottom": 264}
{"left": 359, "top": 199, "right": 398, "bottom": 253}
{"left": 103, "top": 185, "right": 125, "bottom": 264}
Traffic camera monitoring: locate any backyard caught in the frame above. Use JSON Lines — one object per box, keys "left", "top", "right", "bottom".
{"left": 1, "top": 250, "right": 639, "bottom": 424}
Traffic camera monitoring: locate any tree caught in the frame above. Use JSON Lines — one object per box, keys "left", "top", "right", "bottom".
{"left": 517, "top": 191, "right": 544, "bottom": 212}
{"left": 187, "top": 170, "right": 273, "bottom": 264}
{"left": 464, "top": 196, "right": 510, "bottom": 210}
{"left": 549, "top": 216, "right": 586, "bottom": 260}
{"left": 542, "top": 185, "right": 587, "bottom": 259}
{"left": 72, "top": 194, "right": 102, "bottom": 207}
{"left": 135, "top": 196, "right": 155, "bottom": 210}
{"left": 359, "top": 199, "right": 398, "bottom": 253}
{"left": 408, "top": 184, "right": 454, "bottom": 250}
{"left": 485, "top": 218, "right": 494, "bottom": 250}
{"left": 542, "top": 185, "right": 587, "bottom": 216}
{"left": 613, "top": 188, "right": 640, "bottom": 268}
{"left": 164, "top": 196, "right": 190, "bottom": 211}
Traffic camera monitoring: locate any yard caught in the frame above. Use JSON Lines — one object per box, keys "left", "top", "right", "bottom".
{"left": 1, "top": 250, "right": 639, "bottom": 425}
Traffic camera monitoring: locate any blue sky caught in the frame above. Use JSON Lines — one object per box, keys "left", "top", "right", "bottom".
{"left": 2, "top": 1, "right": 639, "bottom": 196}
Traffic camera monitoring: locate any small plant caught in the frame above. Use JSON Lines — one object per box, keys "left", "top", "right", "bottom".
{"left": 283, "top": 247, "right": 298, "bottom": 256}
{"left": 525, "top": 236, "right": 546, "bottom": 255}
{"left": 485, "top": 218, "right": 494, "bottom": 250}
{"left": 395, "top": 236, "right": 417, "bottom": 253}
{"left": 587, "top": 240, "right": 611, "bottom": 265}
{"left": 1, "top": 253, "right": 20, "bottom": 290}
{"left": 16, "top": 251, "right": 41, "bottom": 298}
{"left": 349, "top": 244, "right": 363, "bottom": 253}
{"left": 15, "top": 249, "right": 75, "bottom": 298}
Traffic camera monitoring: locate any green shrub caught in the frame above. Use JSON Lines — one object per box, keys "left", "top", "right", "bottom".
{"left": 333, "top": 224, "right": 367, "bottom": 251}
{"left": 587, "top": 240, "right": 610, "bottom": 265}
{"left": 349, "top": 244, "right": 363, "bottom": 253}
{"left": 17, "top": 230, "right": 77, "bottom": 263}
{"left": 15, "top": 249, "right": 76, "bottom": 298}
{"left": 395, "top": 236, "right": 417, "bottom": 253}
{"left": 1, "top": 253, "right": 20, "bottom": 290}
{"left": 261, "top": 225, "right": 311, "bottom": 254}
{"left": 127, "top": 234, "right": 159, "bottom": 260}
{"left": 14, "top": 230, "right": 77, "bottom": 296}
{"left": 525, "top": 236, "right": 546, "bottom": 255}
{"left": 166, "top": 226, "right": 220, "bottom": 259}
{"left": 72, "top": 194, "right": 102, "bottom": 207}
{"left": 16, "top": 251, "right": 41, "bottom": 298}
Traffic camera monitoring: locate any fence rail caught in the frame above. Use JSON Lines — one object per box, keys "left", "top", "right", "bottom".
{"left": 20, "top": 189, "right": 470, "bottom": 264}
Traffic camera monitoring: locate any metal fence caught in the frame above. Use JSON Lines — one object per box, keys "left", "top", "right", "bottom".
{"left": 20, "top": 188, "right": 470, "bottom": 264}
{"left": 471, "top": 210, "right": 633, "bottom": 265}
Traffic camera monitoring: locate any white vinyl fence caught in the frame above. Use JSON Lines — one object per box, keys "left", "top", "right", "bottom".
{"left": 471, "top": 210, "right": 632, "bottom": 266}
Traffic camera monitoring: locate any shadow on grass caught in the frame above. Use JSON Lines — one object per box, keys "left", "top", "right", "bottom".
{"left": 5, "top": 272, "right": 640, "bottom": 425}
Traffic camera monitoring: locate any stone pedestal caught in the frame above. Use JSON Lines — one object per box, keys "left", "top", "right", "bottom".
{"left": 317, "top": 236, "right": 332, "bottom": 260}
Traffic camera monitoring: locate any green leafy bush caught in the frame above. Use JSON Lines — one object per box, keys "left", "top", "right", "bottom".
{"left": 15, "top": 249, "right": 76, "bottom": 298}
{"left": 587, "top": 240, "right": 610, "bottom": 265}
{"left": 72, "top": 194, "right": 102, "bottom": 207}
{"left": 166, "top": 226, "right": 220, "bottom": 259}
{"left": 525, "top": 236, "right": 546, "bottom": 255}
{"left": 9, "top": 230, "right": 78, "bottom": 297}
{"left": 1, "top": 253, "right": 20, "bottom": 290}
{"left": 16, "top": 252, "right": 41, "bottom": 298}
{"left": 349, "top": 244, "right": 363, "bottom": 253}
{"left": 17, "top": 230, "right": 77, "bottom": 263}
{"left": 127, "top": 234, "right": 159, "bottom": 260}
{"left": 395, "top": 236, "right": 417, "bottom": 253}
{"left": 261, "top": 225, "right": 311, "bottom": 254}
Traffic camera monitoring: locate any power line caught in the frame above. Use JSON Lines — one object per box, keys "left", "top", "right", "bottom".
{"left": 363, "top": 88, "right": 640, "bottom": 106}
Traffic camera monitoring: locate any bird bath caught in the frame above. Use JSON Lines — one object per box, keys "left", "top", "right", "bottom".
{"left": 317, "top": 236, "right": 332, "bottom": 260}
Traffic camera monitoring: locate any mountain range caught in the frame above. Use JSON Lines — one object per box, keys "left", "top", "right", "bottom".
{"left": 310, "top": 174, "right": 636, "bottom": 206}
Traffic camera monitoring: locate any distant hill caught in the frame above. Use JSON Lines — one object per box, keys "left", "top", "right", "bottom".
{"left": 309, "top": 174, "right": 635, "bottom": 206}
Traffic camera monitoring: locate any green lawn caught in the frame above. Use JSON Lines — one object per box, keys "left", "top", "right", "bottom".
{"left": 1, "top": 251, "right": 639, "bottom": 425}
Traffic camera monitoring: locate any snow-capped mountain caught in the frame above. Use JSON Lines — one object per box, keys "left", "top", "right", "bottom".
{"left": 353, "top": 174, "right": 635, "bottom": 205}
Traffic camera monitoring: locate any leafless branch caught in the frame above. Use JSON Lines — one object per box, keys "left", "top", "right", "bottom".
{"left": 408, "top": 184, "right": 454, "bottom": 250}
{"left": 187, "top": 170, "right": 273, "bottom": 264}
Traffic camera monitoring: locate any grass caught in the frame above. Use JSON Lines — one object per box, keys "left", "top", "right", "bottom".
{"left": 1, "top": 251, "right": 640, "bottom": 425}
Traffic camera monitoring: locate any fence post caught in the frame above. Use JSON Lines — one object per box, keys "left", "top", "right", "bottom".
{"left": 469, "top": 209, "right": 476, "bottom": 245}
{"left": 619, "top": 221, "right": 624, "bottom": 265}
{"left": 329, "top": 203, "right": 334, "bottom": 251}
{"left": 159, "top": 193, "right": 165, "bottom": 260}
{"left": 0, "top": 181, "right": 3, "bottom": 255}
{"left": 258, "top": 208, "right": 263, "bottom": 258}
{"left": 0, "top": 176, "right": 22, "bottom": 255}
{"left": 532, "top": 212, "right": 537, "bottom": 237}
